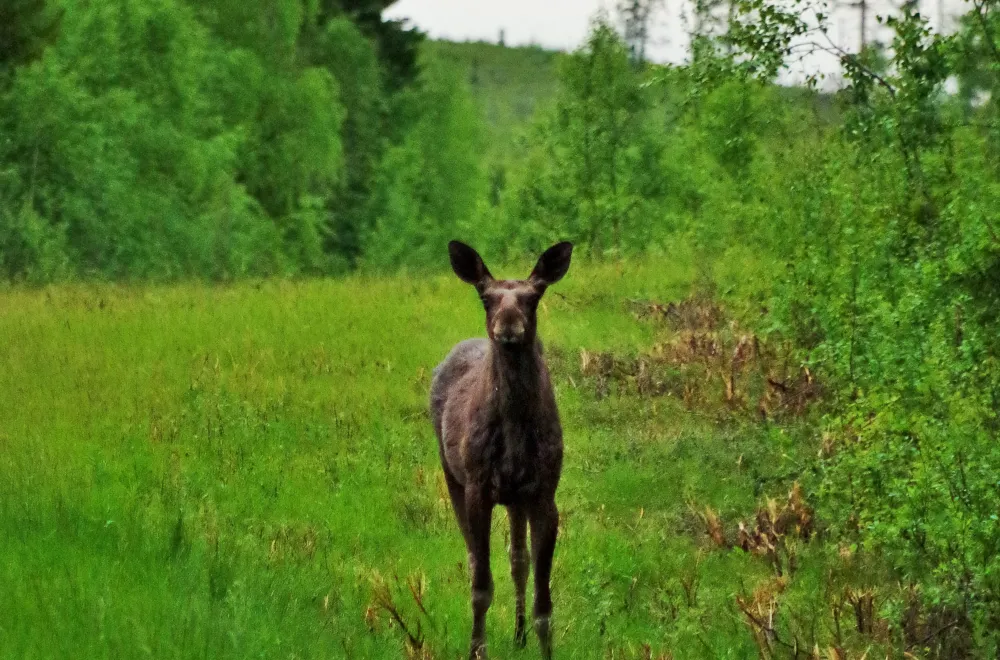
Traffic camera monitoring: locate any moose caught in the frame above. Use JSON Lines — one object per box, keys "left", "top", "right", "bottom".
{"left": 430, "top": 241, "right": 573, "bottom": 659}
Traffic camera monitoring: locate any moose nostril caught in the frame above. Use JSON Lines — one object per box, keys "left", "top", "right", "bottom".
{"left": 493, "top": 319, "right": 525, "bottom": 343}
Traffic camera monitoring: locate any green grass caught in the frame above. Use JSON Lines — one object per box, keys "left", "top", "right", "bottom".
{"left": 0, "top": 258, "right": 822, "bottom": 658}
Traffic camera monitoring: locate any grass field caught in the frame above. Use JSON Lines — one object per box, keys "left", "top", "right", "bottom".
{"left": 0, "top": 255, "right": 831, "bottom": 658}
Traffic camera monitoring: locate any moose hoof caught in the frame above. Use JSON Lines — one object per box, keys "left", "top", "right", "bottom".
{"left": 469, "top": 643, "right": 488, "bottom": 660}
{"left": 514, "top": 619, "right": 527, "bottom": 648}
{"left": 534, "top": 616, "right": 552, "bottom": 659}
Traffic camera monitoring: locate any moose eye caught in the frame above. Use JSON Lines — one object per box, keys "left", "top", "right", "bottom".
{"left": 519, "top": 292, "right": 541, "bottom": 307}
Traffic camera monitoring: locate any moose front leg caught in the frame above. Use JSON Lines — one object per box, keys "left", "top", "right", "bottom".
{"left": 508, "top": 505, "right": 530, "bottom": 647}
{"left": 467, "top": 489, "right": 495, "bottom": 660}
{"left": 529, "top": 499, "right": 559, "bottom": 660}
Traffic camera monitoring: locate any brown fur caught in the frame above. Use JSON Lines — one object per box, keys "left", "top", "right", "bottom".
{"left": 430, "top": 241, "right": 572, "bottom": 659}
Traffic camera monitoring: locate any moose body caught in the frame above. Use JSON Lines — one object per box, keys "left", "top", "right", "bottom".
{"left": 430, "top": 241, "right": 573, "bottom": 659}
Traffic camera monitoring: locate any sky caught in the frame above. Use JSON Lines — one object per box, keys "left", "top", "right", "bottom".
{"left": 384, "top": 0, "right": 965, "bottom": 87}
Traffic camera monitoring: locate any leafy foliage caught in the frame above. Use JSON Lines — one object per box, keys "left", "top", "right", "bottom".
{"left": 0, "top": 0, "right": 61, "bottom": 75}
{"left": 0, "top": 0, "right": 438, "bottom": 279}
{"left": 717, "top": 0, "right": 1000, "bottom": 651}
{"left": 497, "top": 21, "right": 669, "bottom": 257}
{"left": 364, "top": 51, "right": 485, "bottom": 269}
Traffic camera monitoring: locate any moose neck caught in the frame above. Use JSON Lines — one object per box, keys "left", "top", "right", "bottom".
{"left": 487, "top": 339, "right": 543, "bottom": 415}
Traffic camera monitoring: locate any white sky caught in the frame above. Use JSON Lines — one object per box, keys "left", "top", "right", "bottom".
{"left": 385, "top": 0, "right": 967, "bottom": 87}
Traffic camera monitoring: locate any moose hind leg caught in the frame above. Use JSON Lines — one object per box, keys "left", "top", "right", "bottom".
{"left": 529, "top": 499, "right": 559, "bottom": 660}
{"left": 508, "top": 505, "right": 530, "bottom": 647}
{"left": 467, "top": 489, "right": 494, "bottom": 660}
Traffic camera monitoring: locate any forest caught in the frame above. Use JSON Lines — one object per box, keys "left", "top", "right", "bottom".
{"left": 4, "top": 0, "right": 1000, "bottom": 656}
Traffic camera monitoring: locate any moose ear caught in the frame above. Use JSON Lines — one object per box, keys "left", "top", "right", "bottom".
{"left": 448, "top": 241, "right": 492, "bottom": 287}
{"left": 529, "top": 242, "right": 573, "bottom": 286}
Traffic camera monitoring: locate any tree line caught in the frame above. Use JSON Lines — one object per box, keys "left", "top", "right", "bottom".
{"left": 0, "top": 0, "right": 483, "bottom": 280}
